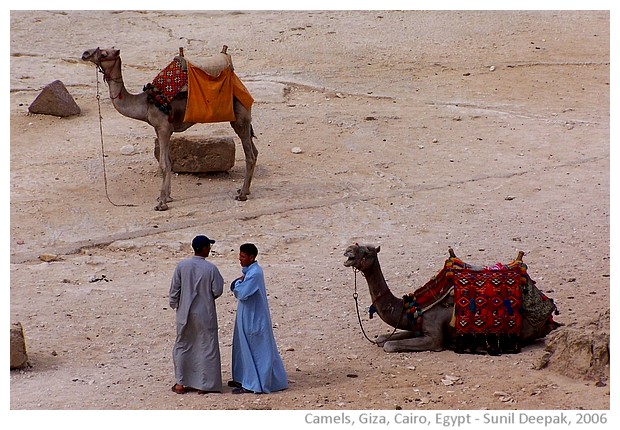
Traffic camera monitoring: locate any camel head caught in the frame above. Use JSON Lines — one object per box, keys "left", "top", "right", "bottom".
{"left": 81, "top": 47, "right": 120, "bottom": 68}
{"left": 343, "top": 243, "right": 381, "bottom": 272}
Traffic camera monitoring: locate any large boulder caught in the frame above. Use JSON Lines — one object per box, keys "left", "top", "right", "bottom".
{"left": 535, "top": 310, "right": 609, "bottom": 384}
{"left": 154, "top": 136, "right": 235, "bottom": 173}
{"left": 28, "top": 80, "right": 81, "bottom": 117}
{"left": 10, "top": 322, "right": 29, "bottom": 369}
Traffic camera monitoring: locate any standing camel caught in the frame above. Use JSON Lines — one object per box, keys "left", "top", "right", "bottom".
{"left": 81, "top": 47, "right": 257, "bottom": 210}
{"left": 343, "top": 243, "right": 560, "bottom": 354}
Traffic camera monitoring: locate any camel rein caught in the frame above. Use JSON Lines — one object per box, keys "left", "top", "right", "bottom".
{"left": 352, "top": 268, "right": 403, "bottom": 345}
{"left": 94, "top": 65, "right": 135, "bottom": 208}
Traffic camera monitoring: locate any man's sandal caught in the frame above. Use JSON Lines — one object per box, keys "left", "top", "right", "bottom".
{"left": 171, "top": 384, "right": 185, "bottom": 394}
{"left": 232, "top": 387, "right": 254, "bottom": 394}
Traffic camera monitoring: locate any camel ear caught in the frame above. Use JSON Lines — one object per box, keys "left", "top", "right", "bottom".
{"left": 376, "top": 245, "right": 381, "bottom": 253}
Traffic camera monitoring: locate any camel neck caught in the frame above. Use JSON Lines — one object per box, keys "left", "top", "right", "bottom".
{"left": 359, "top": 256, "right": 408, "bottom": 329}
{"left": 102, "top": 58, "right": 148, "bottom": 122}
{"left": 362, "top": 258, "right": 396, "bottom": 304}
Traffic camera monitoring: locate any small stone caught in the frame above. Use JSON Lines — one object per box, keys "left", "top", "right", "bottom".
{"left": 120, "top": 145, "right": 135, "bottom": 155}
{"left": 493, "top": 391, "right": 515, "bottom": 403}
{"left": 39, "top": 254, "right": 62, "bottom": 262}
{"left": 291, "top": 147, "right": 303, "bottom": 154}
{"left": 489, "top": 65, "right": 496, "bottom": 71}
{"left": 441, "top": 375, "right": 462, "bottom": 385}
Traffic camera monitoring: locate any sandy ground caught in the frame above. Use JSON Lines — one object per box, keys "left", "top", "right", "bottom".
{"left": 8, "top": 9, "right": 610, "bottom": 419}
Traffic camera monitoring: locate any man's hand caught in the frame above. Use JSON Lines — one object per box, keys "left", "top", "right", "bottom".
{"left": 230, "top": 277, "right": 241, "bottom": 291}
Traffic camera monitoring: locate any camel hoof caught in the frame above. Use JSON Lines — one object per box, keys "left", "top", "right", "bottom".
{"left": 383, "top": 342, "right": 399, "bottom": 353}
{"left": 235, "top": 194, "right": 248, "bottom": 201}
{"left": 155, "top": 203, "right": 169, "bottom": 211}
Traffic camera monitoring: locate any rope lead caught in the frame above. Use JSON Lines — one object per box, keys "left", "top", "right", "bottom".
{"left": 352, "top": 268, "right": 403, "bottom": 345}
{"left": 95, "top": 66, "right": 135, "bottom": 208}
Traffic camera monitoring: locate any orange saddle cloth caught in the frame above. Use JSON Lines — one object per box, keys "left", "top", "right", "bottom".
{"left": 183, "top": 60, "right": 254, "bottom": 124}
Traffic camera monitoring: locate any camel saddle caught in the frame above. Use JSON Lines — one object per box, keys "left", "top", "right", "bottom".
{"left": 143, "top": 46, "right": 253, "bottom": 123}
{"left": 188, "top": 50, "right": 234, "bottom": 77}
{"left": 405, "top": 252, "right": 557, "bottom": 348}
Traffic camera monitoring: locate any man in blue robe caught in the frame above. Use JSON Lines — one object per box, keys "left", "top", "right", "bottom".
{"left": 230, "top": 243, "right": 288, "bottom": 394}
{"left": 169, "top": 235, "right": 224, "bottom": 394}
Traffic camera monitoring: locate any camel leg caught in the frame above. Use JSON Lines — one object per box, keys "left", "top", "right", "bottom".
{"left": 376, "top": 330, "right": 417, "bottom": 346}
{"left": 382, "top": 307, "right": 448, "bottom": 352}
{"left": 230, "top": 99, "right": 257, "bottom": 201}
{"left": 154, "top": 127, "right": 174, "bottom": 211}
{"left": 377, "top": 330, "right": 443, "bottom": 352}
{"left": 383, "top": 334, "right": 445, "bottom": 353}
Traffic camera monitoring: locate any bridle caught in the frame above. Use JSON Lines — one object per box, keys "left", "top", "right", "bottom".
{"left": 92, "top": 48, "right": 123, "bottom": 99}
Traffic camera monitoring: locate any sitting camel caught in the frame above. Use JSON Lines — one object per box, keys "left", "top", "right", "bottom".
{"left": 343, "top": 243, "right": 560, "bottom": 354}
{"left": 81, "top": 46, "right": 257, "bottom": 210}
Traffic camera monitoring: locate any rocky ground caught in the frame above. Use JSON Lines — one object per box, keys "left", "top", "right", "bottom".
{"left": 8, "top": 8, "right": 610, "bottom": 422}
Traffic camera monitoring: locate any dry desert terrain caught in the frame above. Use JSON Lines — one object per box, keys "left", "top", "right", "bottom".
{"left": 9, "top": 9, "right": 610, "bottom": 418}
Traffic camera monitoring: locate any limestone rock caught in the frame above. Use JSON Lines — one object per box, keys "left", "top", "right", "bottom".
{"left": 535, "top": 309, "right": 609, "bottom": 383}
{"left": 154, "top": 136, "right": 235, "bottom": 173}
{"left": 28, "top": 80, "right": 81, "bottom": 117}
{"left": 11, "top": 322, "right": 29, "bottom": 369}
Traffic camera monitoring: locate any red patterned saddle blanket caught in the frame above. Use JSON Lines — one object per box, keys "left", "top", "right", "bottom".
{"left": 400, "top": 256, "right": 466, "bottom": 336}
{"left": 453, "top": 264, "right": 524, "bottom": 335}
{"left": 143, "top": 58, "right": 187, "bottom": 116}
{"left": 152, "top": 58, "right": 187, "bottom": 100}
{"left": 404, "top": 255, "right": 466, "bottom": 311}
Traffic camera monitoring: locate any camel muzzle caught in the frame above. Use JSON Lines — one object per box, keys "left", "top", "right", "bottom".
{"left": 81, "top": 48, "right": 99, "bottom": 62}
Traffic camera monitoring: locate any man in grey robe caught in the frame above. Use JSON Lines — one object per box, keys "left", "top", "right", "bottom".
{"left": 169, "top": 235, "right": 224, "bottom": 394}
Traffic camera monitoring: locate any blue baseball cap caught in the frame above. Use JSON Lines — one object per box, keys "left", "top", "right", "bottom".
{"left": 192, "top": 235, "right": 216, "bottom": 250}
